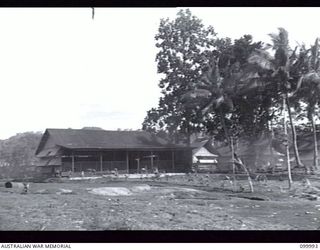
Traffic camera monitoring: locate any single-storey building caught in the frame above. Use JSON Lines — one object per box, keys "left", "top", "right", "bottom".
{"left": 191, "top": 138, "right": 218, "bottom": 173}
{"left": 35, "top": 128, "right": 192, "bottom": 177}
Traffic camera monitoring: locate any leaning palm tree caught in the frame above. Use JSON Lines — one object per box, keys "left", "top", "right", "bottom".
{"left": 181, "top": 58, "right": 254, "bottom": 192}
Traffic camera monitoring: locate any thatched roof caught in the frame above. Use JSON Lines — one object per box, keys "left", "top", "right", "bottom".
{"left": 36, "top": 128, "right": 188, "bottom": 156}
{"left": 191, "top": 138, "right": 219, "bottom": 156}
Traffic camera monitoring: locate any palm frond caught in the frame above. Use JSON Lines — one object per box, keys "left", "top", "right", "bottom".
{"left": 268, "top": 28, "right": 289, "bottom": 51}
{"left": 311, "top": 38, "right": 319, "bottom": 70}
{"left": 312, "top": 38, "right": 319, "bottom": 59}
{"left": 289, "top": 76, "right": 304, "bottom": 96}
{"left": 278, "top": 27, "right": 289, "bottom": 47}
{"left": 248, "top": 53, "right": 274, "bottom": 70}
{"left": 201, "top": 98, "right": 216, "bottom": 115}
{"left": 215, "top": 95, "right": 225, "bottom": 108}
{"left": 268, "top": 32, "right": 280, "bottom": 48}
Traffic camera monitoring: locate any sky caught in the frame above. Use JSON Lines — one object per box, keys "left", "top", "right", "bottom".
{"left": 0, "top": 7, "right": 320, "bottom": 139}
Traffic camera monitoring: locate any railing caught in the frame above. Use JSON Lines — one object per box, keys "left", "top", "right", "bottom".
{"left": 62, "top": 161, "right": 127, "bottom": 172}
{"left": 61, "top": 159, "right": 186, "bottom": 173}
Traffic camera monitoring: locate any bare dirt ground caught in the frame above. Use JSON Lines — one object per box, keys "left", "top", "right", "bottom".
{"left": 0, "top": 174, "right": 319, "bottom": 230}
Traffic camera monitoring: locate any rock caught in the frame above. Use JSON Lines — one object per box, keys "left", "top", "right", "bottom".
{"left": 305, "top": 211, "right": 315, "bottom": 214}
{"left": 56, "top": 189, "right": 74, "bottom": 195}
{"left": 34, "top": 189, "right": 49, "bottom": 194}
{"left": 89, "top": 187, "right": 132, "bottom": 196}
{"left": 59, "top": 189, "right": 73, "bottom": 194}
{"left": 130, "top": 185, "right": 151, "bottom": 192}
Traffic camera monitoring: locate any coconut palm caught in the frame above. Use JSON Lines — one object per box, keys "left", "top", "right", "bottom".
{"left": 181, "top": 58, "right": 232, "bottom": 139}
{"left": 181, "top": 57, "right": 255, "bottom": 192}
{"left": 248, "top": 28, "right": 306, "bottom": 188}
{"left": 293, "top": 38, "right": 320, "bottom": 171}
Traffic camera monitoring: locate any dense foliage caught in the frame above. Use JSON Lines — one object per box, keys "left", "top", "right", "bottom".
{"left": 0, "top": 132, "right": 42, "bottom": 167}
{"left": 143, "top": 9, "right": 320, "bottom": 179}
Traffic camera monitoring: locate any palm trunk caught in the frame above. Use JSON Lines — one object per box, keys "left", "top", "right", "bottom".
{"left": 219, "top": 108, "right": 253, "bottom": 191}
{"left": 219, "top": 107, "right": 229, "bottom": 144}
{"left": 186, "top": 133, "right": 191, "bottom": 147}
{"left": 230, "top": 136, "right": 237, "bottom": 192}
{"left": 283, "top": 97, "right": 292, "bottom": 189}
{"left": 285, "top": 95, "right": 303, "bottom": 167}
{"left": 241, "top": 161, "right": 254, "bottom": 193}
{"left": 311, "top": 113, "right": 319, "bottom": 170}
{"left": 219, "top": 108, "right": 237, "bottom": 190}
{"left": 185, "top": 119, "right": 191, "bottom": 147}
{"left": 269, "top": 120, "right": 275, "bottom": 170}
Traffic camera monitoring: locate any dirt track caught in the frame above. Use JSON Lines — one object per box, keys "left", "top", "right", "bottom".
{"left": 0, "top": 174, "right": 319, "bottom": 230}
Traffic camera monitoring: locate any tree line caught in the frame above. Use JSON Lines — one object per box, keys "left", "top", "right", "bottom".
{"left": 142, "top": 9, "right": 320, "bottom": 188}
{"left": 0, "top": 132, "right": 42, "bottom": 167}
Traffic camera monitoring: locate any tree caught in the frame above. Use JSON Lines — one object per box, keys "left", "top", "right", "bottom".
{"left": 0, "top": 132, "right": 43, "bottom": 167}
{"left": 181, "top": 35, "right": 265, "bottom": 192}
{"left": 142, "top": 9, "right": 217, "bottom": 145}
{"left": 247, "top": 28, "right": 307, "bottom": 188}
{"left": 293, "top": 39, "right": 320, "bottom": 171}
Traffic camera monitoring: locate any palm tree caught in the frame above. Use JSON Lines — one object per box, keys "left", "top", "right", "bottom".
{"left": 293, "top": 38, "right": 320, "bottom": 171}
{"left": 248, "top": 28, "right": 305, "bottom": 188}
{"left": 181, "top": 57, "right": 254, "bottom": 192}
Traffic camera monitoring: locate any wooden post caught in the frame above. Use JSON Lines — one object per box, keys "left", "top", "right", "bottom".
{"left": 100, "top": 153, "right": 103, "bottom": 172}
{"left": 71, "top": 153, "right": 75, "bottom": 173}
{"left": 137, "top": 152, "right": 140, "bottom": 173}
{"left": 126, "top": 151, "right": 129, "bottom": 174}
{"left": 150, "top": 151, "right": 154, "bottom": 170}
{"left": 172, "top": 151, "right": 175, "bottom": 173}
{"left": 111, "top": 151, "right": 114, "bottom": 169}
{"left": 136, "top": 158, "right": 140, "bottom": 173}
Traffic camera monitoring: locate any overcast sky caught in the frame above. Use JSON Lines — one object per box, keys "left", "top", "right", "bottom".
{"left": 0, "top": 7, "right": 320, "bottom": 139}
